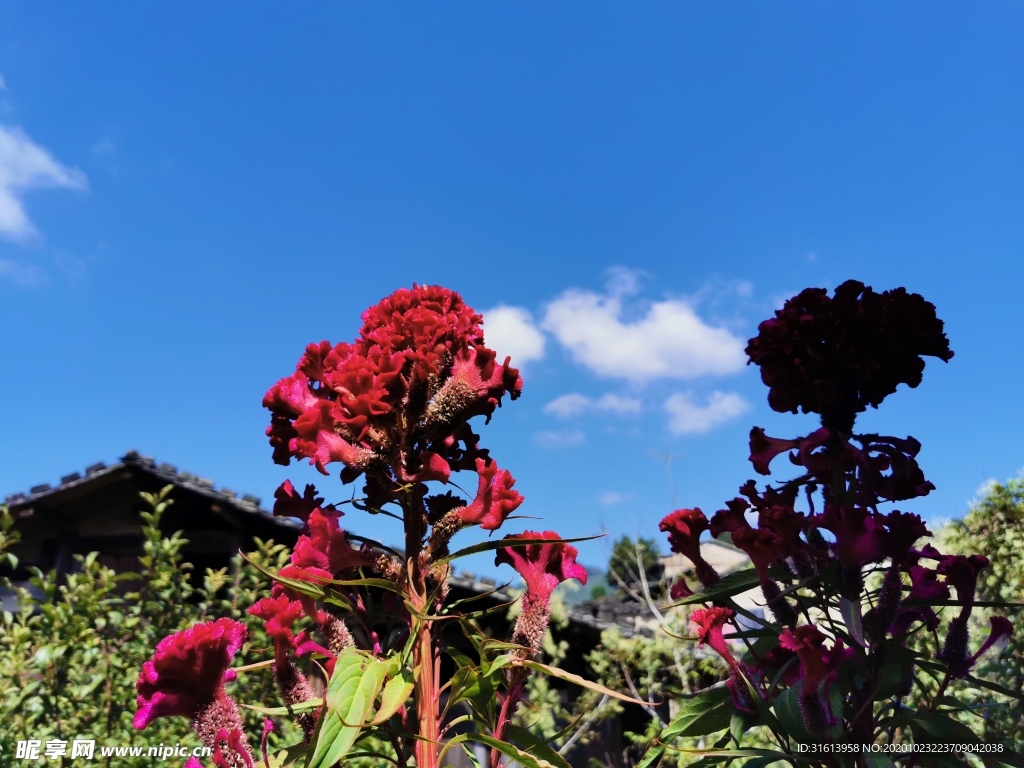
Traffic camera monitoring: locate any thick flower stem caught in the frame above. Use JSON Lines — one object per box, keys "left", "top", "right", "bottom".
{"left": 405, "top": 490, "right": 441, "bottom": 768}
{"left": 413, "top": 613, "right": 440, "bottom": 768}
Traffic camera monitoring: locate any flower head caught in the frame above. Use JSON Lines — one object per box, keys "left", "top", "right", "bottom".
{"left": 292, "top": 507, "right": 372, "bottom": 574}
{"left": 451, "top": 457, "right": 524, "bottom": 531}
{"left": 690, "top": 608, "right": 738, "bottom": 665}
{"left": 495, "top": 531, "right": 587, "bottom": 604}
{"left": 496, "top": 531, "right": 587, "bottom": 658}
{"left": 263, "top": 286, "right": 522, "bottom": 492}
{"left": 134, "top": 619, "right": 247, "bottom": 731}
{"left": 272, "top": 480, "right": 325, "bottom": 522}
{"left": 746, "top": 280, "right": 953, "bottom": 432}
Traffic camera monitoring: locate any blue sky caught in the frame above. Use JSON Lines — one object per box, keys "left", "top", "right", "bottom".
{"left": 1, "top": 3, "right": 1022, "bottom": 576}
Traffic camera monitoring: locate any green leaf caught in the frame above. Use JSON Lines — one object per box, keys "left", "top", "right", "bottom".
{"left": 668, "top": 568, "right": 760, "bottom": 607}
{"left": 772, "top": 684, "right": 812, "bottom": 744}
{"left": 662, "top": 687, "right": 733, "bottom": 740}
{"left": 635, "top": 745, "right": 666, "bottom": 768}
{"left": 365, "top": 667, "right": 414, "bottom": 725}
{"left": 523, "top": 659, "right": 651, "bottom": 705}
{"left": 304, "top": 648, "right": 392, "bottom": 768}
{"left": 439, "top": 534, "right": 604, "bottom": 565}
{"left": 504, "top": 724, "right": 572, "bottom": 768}
{"left": 242, "top": 698, "right": 324, "bottom": 716}
{"left": 839, "top": 597, "right": 865, "bottom": 647}
{"left": 468, "top": 733, "right": 568, "bottom": 768}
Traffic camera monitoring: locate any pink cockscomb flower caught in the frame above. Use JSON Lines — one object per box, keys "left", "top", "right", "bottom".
{"left": 496, "top": 531, "right": 587, "bottom": 658}
{"left": 134, "top": 618, "right": 250, "bottom": 755}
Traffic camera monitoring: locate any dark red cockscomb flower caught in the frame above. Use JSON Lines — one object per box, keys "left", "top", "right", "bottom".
{"left": 659, "top": 508, "right": 719, "bottom": 586}
{"left": 748, "top": 428, "right": 800, "bottom": 476}
{"left": 817, "top": 505, "right": 889, "bottom": 570}
{"left": 134, "top": 619, "right": 248, "bottom": 750}
{"left": 690, "top": 607, "right": 739, "bottom": 670}
{"left": 710, "top": 497, "right": 752, "bottom": 539}
{"left": 745, "top": 280, "right": 953, "bottom": 433}
{"left": 496, "top": 531, "right": 587, "bottom": 658}
{"left": 881, "top": 510, "right": 930, "bottom": 564}
{"left": 778, "top": 626, "right": 851, "bottom": 733}
{"left": 272, "top": 480, "right": 325, "bottom": 522}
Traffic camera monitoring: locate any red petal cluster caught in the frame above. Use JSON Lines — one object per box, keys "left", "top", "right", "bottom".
{"left": 263, "top": 285, "right": 522, "bottom": 500}
{"left": 292, "top": 507, "right": 372, "bottom": 574}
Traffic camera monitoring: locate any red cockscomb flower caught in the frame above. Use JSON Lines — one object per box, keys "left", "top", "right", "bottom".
{"left": 453, "top": 457, "right": 524, "bottom": 531}
{"left": 496, "top": 531, "right": 587, "bottom": 658}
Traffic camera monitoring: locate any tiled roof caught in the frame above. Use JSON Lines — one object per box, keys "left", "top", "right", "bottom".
{"left": 4, "top": 450, "right": 301, "bottom": 532}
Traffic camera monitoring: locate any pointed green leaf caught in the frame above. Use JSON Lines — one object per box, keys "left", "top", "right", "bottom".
{"left": 304, "top": 648, "right": 391, "bottom": 768}
{"left": 661, "top": 687, "right": 732, "bottom": 740}
{"left": 523, "top": 659, "right": 650, "bottom": 705}
{"left": 668, "top": 569, "right": 760, "bottom": 607}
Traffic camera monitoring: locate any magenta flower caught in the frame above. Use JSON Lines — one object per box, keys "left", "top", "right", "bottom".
{"left": 746, "top": 280, "right": 953, "bottom": 432}
{"left": 660, "top": 508, "right": 719, "bottom": 587}
{"left": 496, "top": 531, "right": 587, "bottom": 658}
{"left": 778, "top": 626, "right": 850, "bottom": 733}
{"left": 134, "top": 619, "right": 248, "bottom": 749}
{"left": 248, "top": 595, "right": 304, "bottom": 660}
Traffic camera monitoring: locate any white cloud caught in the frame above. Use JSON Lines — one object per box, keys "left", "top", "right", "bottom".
{"left": 0, "top": 125, "right": 87, "bottom": 241}
{"left": 542, "top": 270, "right": 746, "bottom": 383}
{"left": 544, "top": 392, "right": 642, "bottom": 419}
{"left": 597, "top": 491, "right": 633, "bottom": 506}
{"left": 663, "top": 391, "right": 749, "bottom": 435}
{"left": 482, "top": 305, "right": 546, "bottom": 366}
{"left": 534, "top": 429, "right": 586, "bottom": 449}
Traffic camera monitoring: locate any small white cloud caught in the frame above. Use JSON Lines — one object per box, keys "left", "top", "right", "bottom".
{"left": 597, "top": 491, "right": 632, "bottom": 506}
{"left": 664, "top": 391, "right": 749, "bottom": 435}
{"left": 482, "top": 305, "right": 546, "bottom": 366}
{"left": 534, "top": 429, "right": 586, "bottom": 449}
{"left": 542, "top": 271, "right": 746, "bottom": 383}
{"left": 544, "top": 392, "right": 643, "bottom": 419}
{"left": 735, "top": 280, "right": 754, "bottom": 298}
{"left": 0, "top": 258, "right": 46, "bottom": 287}
{"left": 0, "top": 125, "right": 87, "bottom": 241}
{"left": 544, "top": 393, "right": 591, "bottom": 418}
{"left": 807, "top": 251, "right": 817, "bottom": 262}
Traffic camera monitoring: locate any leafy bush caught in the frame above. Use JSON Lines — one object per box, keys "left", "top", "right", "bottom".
{"left": 0, "top": 487, "right": 298, "bottom": 767}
